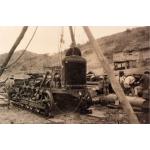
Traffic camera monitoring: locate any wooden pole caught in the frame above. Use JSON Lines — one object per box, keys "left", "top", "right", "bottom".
{"left": 83, "top": 26, "right": 139, "bottom": 124}
{"left": 69, "top": 26, "right": 76, "bottom": 47}
{"left": 0, "top": 26, "right": 28, "bottom": 76}
{"left": 94, "top": 94, "right": 145, "bottom": 107}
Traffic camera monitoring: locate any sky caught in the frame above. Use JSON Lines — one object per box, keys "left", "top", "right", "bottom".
{"left": 0, "top": 26, "right": 135, "bottom": 55}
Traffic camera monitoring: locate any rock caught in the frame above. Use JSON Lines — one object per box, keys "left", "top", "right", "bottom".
{"left": 88, "top": 109, "right": 106, "bottom": 118}
{"left": 47, "top": 118, "right": 65, "bottom": 124}
{"left": 0, "top": 99, "right": 9, "bottom": 107}
{"left": 0, "top": 93, "right": 8, "bottom": 106}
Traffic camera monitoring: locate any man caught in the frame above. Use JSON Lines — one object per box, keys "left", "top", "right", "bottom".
{"left": 139, "top": 71, "right": 150, "bottom": 100}
{"left": 53, "top": 72, "right": 61, "bottom": 88}
{"left": 116, "top": 71, "right": 126, "bottom": 89}
{"left": 87, "top": 71, "right": 95, "bottom": 81}
{"left": 124, "top": 75, "right": 135, "bottom": 95}
{"left": 133, "top": 74, "right": 142, "bottom": 96}
{"left": 139, "top": 71, "right": 150, "bottom": 123}
{"left": 102, "top": 75, "right": 110, "bottom": 95}
{"left": 5, "top": 75, "right": 15, "bottom": 108}
{"left": 45, "top": 71, "right": 52, "bottom": 87}
{"left": 139, "top": 71, "right": 150, "bottom": 90}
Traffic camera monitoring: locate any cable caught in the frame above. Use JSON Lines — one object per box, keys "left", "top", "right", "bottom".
{"left": 6, "top": 26, "right": 38, "bottom": 69}
{"left": 58, "top": 26, "right": 64, "bottom": 66}
{"left": 73, "top": 26, "right": 76, "bottom": 40}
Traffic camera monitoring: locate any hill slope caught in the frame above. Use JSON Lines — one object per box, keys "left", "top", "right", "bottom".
{"left": 79, "top": 26, "right": 150, "bottom": 73}
{"left": 0, "top": 26, "right": 149, "bottom": 76}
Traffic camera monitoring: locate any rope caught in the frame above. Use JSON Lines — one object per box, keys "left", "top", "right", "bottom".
{"left": 6, "top": 26, "right": 38, "bottom": 69}
{"left": 58, "top": 27, "right": 64, "bottom": 66}
{"left": 73, "top": 26, "right": 76, "bottom": 40}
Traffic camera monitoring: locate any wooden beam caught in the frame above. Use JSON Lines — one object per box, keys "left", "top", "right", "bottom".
{"left": 94, "top": 94, "right": 145, "bottom": 107}
{"left": 0, "top": 26, "right": 28, "bottom": 76}
{"left": 69, "top": 26, "right": 76, "bottom": 47}
{"left": 83, "top": 26, "right": 139, "bottom": 124}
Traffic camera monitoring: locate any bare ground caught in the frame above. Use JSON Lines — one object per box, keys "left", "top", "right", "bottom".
{"left": 1, "top": 90, "right": 148, "bottom": 124}
{"left": 0, "top": 100, "right": 130, "bottom": 124}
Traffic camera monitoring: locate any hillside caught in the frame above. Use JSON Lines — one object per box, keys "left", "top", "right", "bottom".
{"left": 79, "top": 26, "right": 150, "bottom": 73}
{"left": 0, "top": 26, "right": 149, "bottom": 77}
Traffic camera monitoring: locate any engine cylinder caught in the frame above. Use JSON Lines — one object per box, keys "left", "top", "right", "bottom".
{"left": 62, "top": 47, "right": 86, "bottom": 88}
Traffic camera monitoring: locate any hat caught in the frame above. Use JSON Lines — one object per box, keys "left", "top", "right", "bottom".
{"left": 144, "top": 71, "right": 149, "bottom": 74}
{"left": 119, "top": 71, "right": 124, "bottom": 76}
{"left": 10, "top": 75, "right": 14, "bottom": 79}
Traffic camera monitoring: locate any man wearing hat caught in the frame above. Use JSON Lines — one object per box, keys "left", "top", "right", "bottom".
{"left": 116, "top": 71, "right": 126, "bottom": 89}
{"left": 139, "top": 71, "right": 150, "bottom": 123}
{"left": 5, "top": 75, "right": 15, "bottom": 108}
{"left": 124, "top": 74, "right": 135, "bottom": 95}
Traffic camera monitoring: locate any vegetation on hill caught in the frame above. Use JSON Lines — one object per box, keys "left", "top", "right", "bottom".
{"left": 0, "top": 26, "right": 149, "bottom": 75}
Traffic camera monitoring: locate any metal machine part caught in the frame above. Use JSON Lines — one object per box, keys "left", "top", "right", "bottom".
{"left": 10, "top": 47, "right": 93, "bottom": 117}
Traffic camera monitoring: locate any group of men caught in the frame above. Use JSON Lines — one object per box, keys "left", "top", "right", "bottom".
{"left": 117, "top": 71, "right": 135, "bottom": 95}
{"left": 45, "top": 71, "right": 61, "bottom": 88}
{"left": 3, "top": 69, "right": 150, "bottom": 108}
{"left": 97, "top": 70, "right": 150, "bottom": 100}
{"left": 117, "top": 70, "right": 150, "bottom": 99}
{"left": 118, "top": 71, "right": 150, "bottom": 124}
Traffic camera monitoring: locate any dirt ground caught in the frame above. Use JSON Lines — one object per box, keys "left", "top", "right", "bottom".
{"left": 0, "top": 92, "right": 147, "bottom": 124}
{"left": 0, "top": 101, "right": 130, "bottom": 124}
{"left": 0, "top": 105, "right": 48, "bottom": 124}
{"left": 0, "top": 88, "right": 130, "bottom": 124}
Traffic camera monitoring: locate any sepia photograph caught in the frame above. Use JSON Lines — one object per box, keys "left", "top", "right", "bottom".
{"left": 0, "top": 26, "right": 149, "bottom": 124}
{"left": 0, "top": 0, "right": 150, "bottom": 150}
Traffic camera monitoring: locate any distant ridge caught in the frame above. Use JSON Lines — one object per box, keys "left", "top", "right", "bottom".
{"left": 0, "top": 26, "right": 149, "bottom": 75}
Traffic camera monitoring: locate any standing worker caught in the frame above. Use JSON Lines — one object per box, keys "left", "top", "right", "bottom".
{"left": 139, "top": 71, "right": 150, "bottom": 123}
{"left": 53, "top": 72, "right": 61, "bottom": 88}
{"left": 139, "top": 71, "right": 150, "bottom": 98}
{"left": 117, "top": 71, "right": 126, "bottom": 89}
{"left": 5, "top": 75, "right": 15, "bottom": 108}
{"left": 102, "top": 75, "right": 110, "bottom": 95}
{"left": 139, "top": 71, "right": 150, "bottom": 108}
